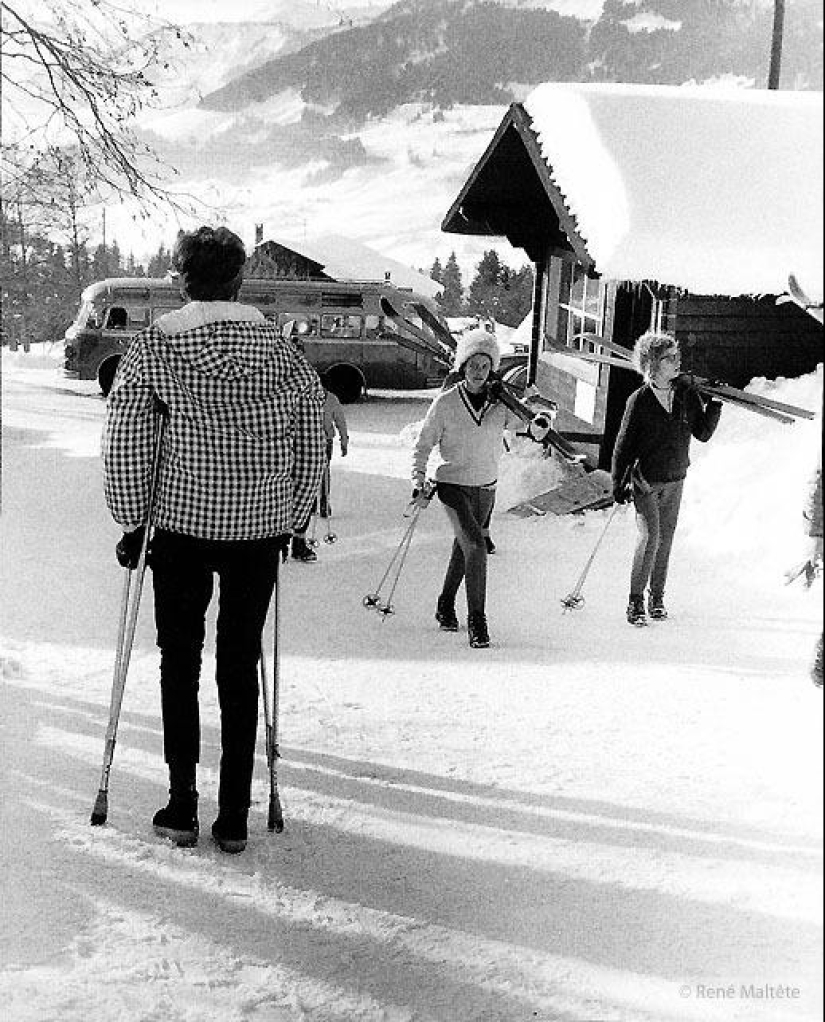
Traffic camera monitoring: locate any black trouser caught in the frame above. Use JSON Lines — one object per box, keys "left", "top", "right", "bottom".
{"left": 151, "top": 530, "right": 280, "bottom": 813}
{"left": 436, "top": 482, "right": 496, "bottom": 617}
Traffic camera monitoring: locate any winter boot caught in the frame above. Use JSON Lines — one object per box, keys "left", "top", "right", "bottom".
{"left": 468, "top": 612, "right": 490, "bottom": 649}
{"left": 291, "top": 536, "right": 317, "bottom": 562}
{"left": 211, "top": 809, "right": 248, "bottom": 854}
{"left": 626, "top": 594, "right": 647, "bottom": 627}
{"left": 484, "top": 535, "right": 496, "bottom": 555}
{"left": 648, "top": 591, "right": 668, "bottom": 621}
{"left": 435, "top": 595, "right": 459, "bottom": 632}
{"left": 153, "top": 765, "right": 199, "bottom": 847}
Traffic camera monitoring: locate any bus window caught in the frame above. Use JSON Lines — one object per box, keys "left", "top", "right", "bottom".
{"left": 365, "top": 314, "right": 381, "bottom": 339}
{"left": 321, "top": 314, "right": 362, "bottom": 339}
{"left": 105, "top": 307, "right": 128, "bottom": 329}
{"left": 83, "top": 304, "right": 103, "bottom": 330}
{"left": 279, "top": 313, "right": 317, "bottom": 336}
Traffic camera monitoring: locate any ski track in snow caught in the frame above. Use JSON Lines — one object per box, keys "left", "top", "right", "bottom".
{"left": 0, "top": 355, "right": 822, "bottom": 1021}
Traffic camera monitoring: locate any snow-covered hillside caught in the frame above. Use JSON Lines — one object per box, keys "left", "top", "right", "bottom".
{"left": 0, "top": 348, "right": 821, "bottom": 1022}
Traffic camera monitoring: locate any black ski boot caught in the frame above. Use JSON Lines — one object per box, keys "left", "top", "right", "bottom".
{"left": 211, "top": 809, "right": 248, "bottom": 854}
{"left": 468, "top": 612, "right": 490, "bottom": 649}
{"left": 153, "top": 790, "right": 199, "bottom": 847}
{"left": 291, "top": 536, "right": 317, "bottom": 562}
{"left": 484, "top": 536, "right": 496, "bottom": 555}
{"left": 626, "top": 594, "right": 647, "bottom": 627}
{"left": 648, "top": 591, "right": 668, "bottom": 620}
{"left": 435, "top": 595, "right": 459, "bottom": 632}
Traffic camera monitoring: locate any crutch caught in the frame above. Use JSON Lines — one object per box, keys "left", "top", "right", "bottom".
{"left": 259, "top": 557, "right": 284, "bottom": 832}
{"left": 363, "top": 482, "right": 435, "bottom": 618}
{"left": 560, "top": 502, "right": 623, "bottom": 612}
{"left": 91, "top": 405, "right": 167, "bottom": 825}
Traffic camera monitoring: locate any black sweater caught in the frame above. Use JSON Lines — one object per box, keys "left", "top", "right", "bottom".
{"left": 611, "top": 379, "right": 722, "bottom": 487}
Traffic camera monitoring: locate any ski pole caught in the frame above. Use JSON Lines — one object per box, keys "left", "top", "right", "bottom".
{"left": 561, "top": 501, "right": 623, "bottom": 612}
{"left": 91, "top": 404, "right": 167, "bottom": 826}
{"left": 259, "top": 557, "right": 285, "bottom": 833}
{"left": 321, "top": 463, "right": 337, "bottom": 544}
{"left": 363, "top": 483, "right": 434, "bottom": 617}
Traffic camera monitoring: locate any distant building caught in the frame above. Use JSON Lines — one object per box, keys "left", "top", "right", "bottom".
{"left": 247, "top": 232, "right": 441, "bottom": 301}
{"left": 442, "top": 83, "right": 823, "bottom": 467}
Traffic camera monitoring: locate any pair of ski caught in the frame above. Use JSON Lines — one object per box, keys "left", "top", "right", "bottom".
{"left": 551, "top": 332, "right": 815, "bottom": 425}
{"left": 380, "top": 295, "right": 587, "bottom": 464}
{"left": 778, "top": 274, "right": 823, "bottom": 325}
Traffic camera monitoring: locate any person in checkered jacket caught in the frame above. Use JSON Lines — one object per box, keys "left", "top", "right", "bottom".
{"left": 102, "top": 226, "right": 326, "bottom": 853}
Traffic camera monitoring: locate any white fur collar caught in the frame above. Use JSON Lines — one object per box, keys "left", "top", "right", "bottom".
{"left": 155, "top": 301, "right": 265, "bottom": 335}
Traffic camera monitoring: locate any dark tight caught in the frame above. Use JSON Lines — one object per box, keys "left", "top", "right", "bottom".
{"left": 151, "top": 530, "right": 279, "bottom": 812}
{"left": 436, "top": 483, "right": 496, "bottom": 616}
{"left": 630, "top": 479, "right": 684, "bottom": 598}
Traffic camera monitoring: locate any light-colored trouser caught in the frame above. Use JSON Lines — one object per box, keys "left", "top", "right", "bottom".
{"left": 630, "top": 479, "right": 684, "bottom": 599}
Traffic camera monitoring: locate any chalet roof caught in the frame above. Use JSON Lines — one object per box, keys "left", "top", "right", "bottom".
{"left": 257, "top": 233, "right": 441, "bottom": 299}
{"left": 442, "top": 84, "right": 823, "bottom": 301}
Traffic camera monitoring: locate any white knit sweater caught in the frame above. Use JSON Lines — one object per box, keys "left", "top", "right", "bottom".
{"left": 412, "top": 383, "right": 520, "bottom": 487}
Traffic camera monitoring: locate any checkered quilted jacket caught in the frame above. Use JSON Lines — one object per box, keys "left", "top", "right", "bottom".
{"left": 102, "top": 302, "right": 326, "bottom": 540}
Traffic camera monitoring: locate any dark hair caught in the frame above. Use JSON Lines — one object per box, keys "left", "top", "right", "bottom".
{"left": 172, "top": 226, "right": 246, "bottom": 301}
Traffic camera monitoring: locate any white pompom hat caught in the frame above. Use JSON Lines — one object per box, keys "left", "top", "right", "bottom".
{"left": 452, "top": 328, "right": 501, "bottom": 373}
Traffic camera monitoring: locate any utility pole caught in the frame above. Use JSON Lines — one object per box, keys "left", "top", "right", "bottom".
{"left": 768, "top": 0, "right": 785, "bottom": 90}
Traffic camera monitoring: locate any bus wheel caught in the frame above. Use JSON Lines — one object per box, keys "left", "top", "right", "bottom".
{"left": 325, "top": 363, "right": 366, "bottom": 404}
{"left": 98, "top": 356, "right": 121, "bottom": 397}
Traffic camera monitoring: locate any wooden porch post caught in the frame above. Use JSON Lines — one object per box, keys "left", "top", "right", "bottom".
{"left": 768, "top": 0, "right": 785, "bottom": 90}
{"left": 528, "top": 254, "right": 549, "bottom": 386}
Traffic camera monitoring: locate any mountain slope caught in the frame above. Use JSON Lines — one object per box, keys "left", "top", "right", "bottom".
{"left": 200, "top": 0, "right": 823, "bottom": 122}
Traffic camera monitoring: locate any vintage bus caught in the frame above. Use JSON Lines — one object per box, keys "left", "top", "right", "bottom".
{"left": 63, "top": 276, "right": 452, "bottom": 401}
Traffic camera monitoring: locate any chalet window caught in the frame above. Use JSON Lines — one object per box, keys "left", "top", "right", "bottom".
{"left": 556, "top": 262, "right": 605, "bottom": 349}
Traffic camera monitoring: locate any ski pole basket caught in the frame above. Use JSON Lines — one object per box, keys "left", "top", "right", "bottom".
{"left": 363, "top": 481, "right": 436, "bottom": 618}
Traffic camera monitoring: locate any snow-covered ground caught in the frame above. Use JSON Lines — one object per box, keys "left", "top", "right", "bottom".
{"left": 0, "top": 347, "right": 822, "bottom": 1022}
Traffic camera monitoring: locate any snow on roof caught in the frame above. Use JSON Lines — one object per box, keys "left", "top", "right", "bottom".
{"left": 523, "top": 83, "right": 824, "bottom": 301}
{"left": 263, "top": 232, "right": 441, "bottom": 299}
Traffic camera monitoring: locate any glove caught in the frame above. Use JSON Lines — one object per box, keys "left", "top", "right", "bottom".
{"left": 411, "top": 485, "right": 433, "bottom": 509}
{"left": 527, "top": 412, "right": 553, "bottom": 443}
{"left": 340, "top": 442, "right": 348, "bottom": 457}
{"left": 115, "top": 528, "right": 146, "bottom": 569}
{"left": 612, "top": 481, "right": 631, "bottom": 505}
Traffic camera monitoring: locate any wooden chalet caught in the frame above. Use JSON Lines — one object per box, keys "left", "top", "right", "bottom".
{"left": 442, "top": 84, "right": 823, "bottom": 467}
{"left": 246, "top": 232, "right": 441, "bottom": 299}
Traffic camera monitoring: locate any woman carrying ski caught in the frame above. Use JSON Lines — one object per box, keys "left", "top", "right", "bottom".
{"left": 611, "top": 331, "right": 722, "bottom": 626}
{"left": 411, "top": 329, "right": 520, "bottom": 648}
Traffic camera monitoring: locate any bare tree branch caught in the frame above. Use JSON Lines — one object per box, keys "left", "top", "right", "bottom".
{"left": 1, "top": 0, "right": 196, "bottom": 210}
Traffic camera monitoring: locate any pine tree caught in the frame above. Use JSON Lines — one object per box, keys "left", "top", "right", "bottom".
{"left": 147, "top": 243, "right": 173, "bottom": 278}
{"left": 467, "top": 252, "right": 534, "bottom": 328}
{"left": 467, "top": 250, "right": 505, "bottom": 321}
{"left": 439, "top": 252, "right": 464, "bottom": 316}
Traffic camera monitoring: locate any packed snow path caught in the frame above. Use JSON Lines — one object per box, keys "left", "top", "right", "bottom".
{"left": 1, "top": 352, "right": 822, "bottom": 1022}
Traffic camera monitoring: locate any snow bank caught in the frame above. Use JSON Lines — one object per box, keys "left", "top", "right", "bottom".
{"left": 680, "top": 368, "right": 823, "bottom": 581}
